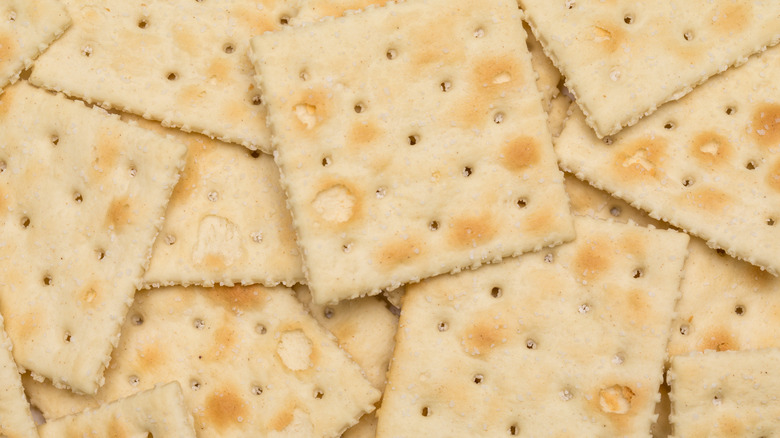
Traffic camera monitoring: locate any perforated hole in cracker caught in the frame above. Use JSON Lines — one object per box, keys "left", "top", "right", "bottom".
{"left": 408, "top": 134, "right": 419, "bottom": 145}
{"left": 491, "top": 287, "right": 502, "bottom": 298}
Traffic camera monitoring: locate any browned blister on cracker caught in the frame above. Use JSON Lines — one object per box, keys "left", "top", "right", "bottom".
{"left": 0, "top": 82, "right": 186, "bottom": 394}
{"left": 520, "top": 0, "right": 780, "bottom": 137}
{"left": 378, "top": 217, "right": 689, "bottom": 437}
{"left": 250, "top": 0, "right": 574, "bottom": 304}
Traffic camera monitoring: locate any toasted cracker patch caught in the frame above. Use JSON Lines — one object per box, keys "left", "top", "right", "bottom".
{"left": 519, "top": 0, "right": 780, "bottom": 137}
{"left": 24, "top": 285, "right": 380, "bottom": 437}
{"left": 0, "top": 0, "right": 70, "bottom": 92}
{"left": 556, "top": 45, "right": 780, "bottom": 275}
{"left": 129, "top": 115, "right": 304, "bottom": 289}
{"left": 37, "top": 382, "right": 195, "bottom": 438}
{"left": 377, "top": 217, "right": 689, "bottom": 436}
{"left": 0, "top": 82, "right": 186, "bottom": 394}
{"left": 250, "top": 0, "right": 574, "bottom": 303}
{"left": 668, "top": 348, "right": 780, "bottom": 437}
{"left": 0, "top": 313, "right": 37, "bottom": 438}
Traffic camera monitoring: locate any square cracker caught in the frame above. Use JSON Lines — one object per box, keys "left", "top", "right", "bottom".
{"left": 0, "top": 82, "right": 186, "bottom": 394}
{"left": 377, "top": 216, "right": 689, "bottom": 437}
{"left": 668, "top": 348, "right": 780, "bottom": 438}
{"left": 555, "top": 44, "right": 780, "bottom": 275}
{"left": 250, "top": 0, "right": 575, "bottom": 304}
{"left": 37, "top": 381, "right": 196, "bottom": 438}
{"left": 130, "top": 115, "right": 304, "bottom": 289}
{"left": 26, "top": 0, "right": 397, "bottom": 152}
{"left": 25, "top": 284, "right": 380, "bottom": 437}
{"left": 0, "top": 313, "right": 38, "bottom": 438}
{"left": 519, "top": 0, "right": 780, "bottom": 137}
{"left": 0, "top": 0, "right": 70, "bottom": 92}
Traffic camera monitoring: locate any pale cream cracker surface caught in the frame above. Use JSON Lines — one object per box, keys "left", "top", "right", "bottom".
{"left": 0, "top": 82, "right": 186, "bottom": 395}
{"left": 377, "top": 216, "right": 689, "bottom": 437}
{"left": 0, "top": 313, "right": 38, "bottom": 438}
{"left": 524, "top": 21, "right": 561, "bottom": 112}
{"left": 555, "top": 44, "right": 780, "bottom": 275}
{"left": 24, "top": 285, "right": 380, "bottom": 437}
{"left": 130, "top": 115, "right": 304, "bottom": 289}
{"left": 668, "top": 348, "right": 780, "bottom": 438}
{"left": 0, "top": 0, "right": 70, "bottom": 93}
{"left": 519, "top": 0, "right": 780, "bottom": 138}
{"left": 37, "top": 381, "right": 196, "bottom": 438}
{"left": 250, "top": 0, "right": 574, "bottom": 304}
{"left": 294, "top": 284, "right": 398, "bottom": 438}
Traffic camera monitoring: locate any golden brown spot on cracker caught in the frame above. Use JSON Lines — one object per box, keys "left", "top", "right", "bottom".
{"left": 178, "top": 84, "right": 208, "bottom": 107}
{"left": 501, "top": 136, "right": 541, "bottom": 171}
{"left": 599, "top": 385, "right": 635, "bottom": 414}
{"left": 169, "top": 139, "right": 207, "bottom": 203}
{"left": 750, "top": 103, "right": 780, "bottom": 148}
{"left": 348, "top": 120, "right": 381, "bottom": 145}
{"left": 711, "top": 3, "right": 752, "bottom": 34}
{"left": 691, "top": 131, "right": 733, "bottom": 167}
{"left": 448, "top": 213, "right": 497, "bottom": 247}
{"left": 202, "top": 254, "right": 228, "bottom": 270}
{"left": 375, "top": 236, "right": 423, "bottom": 268}
{"left": 172, "top": 25, "right": 199, "bottom": 57}
{"left": 678, "top": 186, "right": 731, "bottom": 213}
{"left": 205, "top": 387, "right": 248, "bottom": 431}
{"left": 107, "top": 416, "right": 130, "bottom": 438}
{"left": 573, "top": 236, "right": 611, "bottom": 281}
{"left": 461, "top": 311, "right": 512, "bottom": 357}
{"left": 451, "top": 55, "right": 524, "bottom": 128}
{"left": 209, "top": 285, "right": 267, "bottom": 314}
{"left": 613, "top": 136, "right": 667, "bottom": 181}
{"left": 586, "top": 23, "right": 626, "bottom": 53}
{"left": 234, "top": 4, "right": 276, "bottom": 35}
{"left": 207, "top": 58, "right": 232, "bottom": 83}
{"left": 766, "top": 158, "right": 780, "bottom": 193}
{"left": 716, "top": 414, "right": 745, "bottom": 436}
{"left": 0, "top": 33, "right": 18, "bottom": 64}
{"left": 92, "top": 129, "right": 121, "bottom": 176}
{"left": 136, "top": 344, "right": 163, "bottom": 371}
{"left": 314, "top": 0, "right": 383, "bottom": 18}
{"left": 269, "top": 400, "right": 296, "bottom": 431}
{"left": 700, "top": 327, "right": 737, "bottom": 352}
{"left": 0, "top": 83, "right": 15, "bottom": 118}
{"left": 407, "top": 14, "right": 465, "bottom": 68}
{"left": 105, "top": 196, "right": 132, "bottom": 231}
{"left": 3, "top": 311, "right": 38, "bottom": 341}
{"left": 208, "top": 325, "right": 237, "bottom": 359}
{"left": 521, "top": 207, "right": 555, "bottom": 236}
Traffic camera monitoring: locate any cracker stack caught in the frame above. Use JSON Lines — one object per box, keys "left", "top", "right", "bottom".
{"left": 4, "top": 0, "right": 780, "bottom": 435}
{"left": 250, "top": 0, "right": 574, "bottom": 303}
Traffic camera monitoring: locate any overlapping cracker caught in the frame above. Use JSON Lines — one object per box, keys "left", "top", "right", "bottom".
{"left": 519, "top": 0, "right": 780, "bottom": 138}
{"left": 377, "top": 217, "right": 689, "bottom": 436}
{"left": 668, "top": 237, "right": 780, "bottom": 357}
{"left": 130, "top": 115, "right": 304, "bottom": 289}
{"left": 37, "top": 382, "right": 195, "bottom": 438}
{"left": 0, "top": 313, "right": 37, "bottom": 438}
{"left": 294, "top": 284, "right": 397, "bottom": 437}
{"left": 547, "top": 93, "right": 571, "bottom": 138}
{"left": 668, "top": 348, "right": 780, "bottom": 437}
{"left": 0, "top": 82, "right": 186, "bottom": 394}
{"left": 525, "top": 22, "right": 560, "bottom": 111}
{"left": 25, "top": 285, "right": 380, "bottom": 437}
{"left": 250, "top": 0, "right": 574, "bottom": 303}
{"left": 556, "top": 44, "right": 780, "bottom": 274}
{"left": 0, "top": 0, "right": 70, "bottom": 92}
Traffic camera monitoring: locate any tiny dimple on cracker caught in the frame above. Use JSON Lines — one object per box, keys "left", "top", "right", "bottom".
{"left": 556, "top": 43, "right": 780, "bottom": 276}
{"left": 250, "top": 0, "right": 575, "bottom": 304}
{"left": 0, "top": 312, "right": 38, "bottom": 438}
{"left": 377, "top": 216, "right": 689, "bottom": 437}
{"left": 0, "top": 0, "right": 70, "bottom": 93}
{"left": 37, "top": 381, "right": 196, "bottom": 438}
{"left": 0, "top": 81, "right": 186, "bottom": 395}
{"left": 519, "top": 0, "right": 780, "bottom": 138}
{"left": 24, "top": 284, "right": 380, "bottom": 437}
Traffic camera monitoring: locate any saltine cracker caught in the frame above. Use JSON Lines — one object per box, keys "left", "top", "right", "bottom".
{"left": 37, "top": 382, "right": 196, "bottom": 438}
{"left": 0, "top": 313, "right": 37, "bottom": 438}
{"left": 131, "top": 116, "right": 304, "bottom": 289}
{"left": 668, "top": 349, "right": 780, "bottom": 438}
{"left": 25, "top": 285, "right": 380, "bottom": 437}
{"left": 556, "top": 45, "right": 780, "bottom": 275}
{"left": 0, "top": 0, "right": 70, "bottom": 92}
{"left": 0, "top": 82, "right": 186, "bottom": 394}
{"left": 250, "top": 0, "right": 575, "bottom": 303}
{"left": 377, "top": 217, "right": 689, "bottom": 436}
{"left": 519, "top": 0, "right": 780, "bottom": 138}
